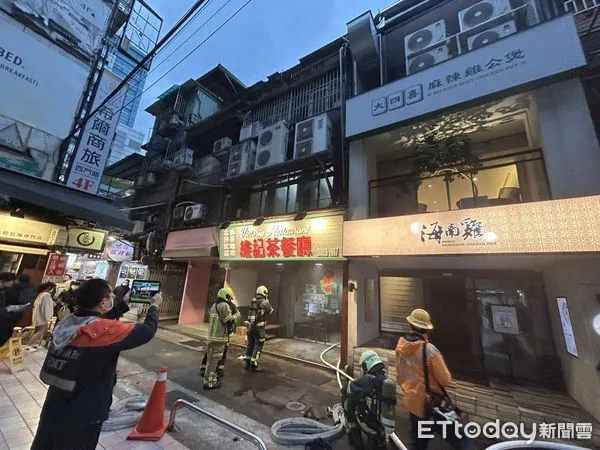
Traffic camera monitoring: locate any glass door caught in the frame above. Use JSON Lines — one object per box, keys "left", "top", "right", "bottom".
{"left": 475, "top": 277, "right": 562, "bottom": 388}
{"left": 292, "top": 264, "right": 341, "bottom": 344}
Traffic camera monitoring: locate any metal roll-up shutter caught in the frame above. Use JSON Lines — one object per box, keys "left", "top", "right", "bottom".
{"left": 380, "top": 277, "right": 424, "bottom": 333}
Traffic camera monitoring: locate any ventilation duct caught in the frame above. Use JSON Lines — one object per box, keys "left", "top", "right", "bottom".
{"left": 347, "top": 11, "right": 380, "bottom": 75}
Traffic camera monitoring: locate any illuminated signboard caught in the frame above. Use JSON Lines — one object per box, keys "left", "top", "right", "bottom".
{"left": 219, "top": 214, "right": 344, "bottom": 261}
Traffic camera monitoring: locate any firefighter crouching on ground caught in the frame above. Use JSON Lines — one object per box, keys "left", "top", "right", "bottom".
{"left": 200, "top": 288, "right": 240, "bottom": 379}
{"left": 342, "top": 350, "right": 397, "bottom": 449}
{"left": 202, "top": 287, "right": 238, "bottom": 390}
{"left": 244, "top": 285, "right": 273, "bottom": 371}
{"left": 396, "top": 308, "right": 473, "bottom": 450}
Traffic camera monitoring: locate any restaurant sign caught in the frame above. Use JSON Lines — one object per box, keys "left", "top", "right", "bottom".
{"left": 346, "top": 15, "right": 585, "bottom": 138}
{"left": 104, "top": 239, "right": 134, "bottom": 262}
{"left": 66, "top": 227, "right": 107, "bottom": 252}
{"left": 418, "top": 217, "right": 497, "bottom": 247}
{"left": 0, "top": 215, "right": 64, "bottom": 246}
{"left": 219, "top": 214, "right": 344, "bottom": 261}
{"left": 343, "top": 195, "right": 600, "bottom": 256}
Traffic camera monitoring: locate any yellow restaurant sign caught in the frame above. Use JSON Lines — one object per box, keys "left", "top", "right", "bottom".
{"left": 0, "top": 215, "right": 64, "bottom": 246}
{"left": 343, "top": 195, "right": 600, "bottom": 256}
{"left": 219, "top": 213, "right": 344, "bottom": 261}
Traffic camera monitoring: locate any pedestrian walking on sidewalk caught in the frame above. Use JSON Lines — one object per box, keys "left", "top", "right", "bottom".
{"left": 27, "top": 282, "right": 56, "bottom": 348}
{"left": 396, "top": 309, "right": 473, "bottom": 450}
{"left": 32, "top": 278, "right": 162, "bottom": 450}
{"left": 244, "top": 285, "right": 273, "bottom": 372}
{"left": 201, "top": 287, "right": 239, "bottom": 390}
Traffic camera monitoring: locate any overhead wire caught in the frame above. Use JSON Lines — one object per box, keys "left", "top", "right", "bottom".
{"left": 148, "top": 0, "right": 236, "bottom": 75}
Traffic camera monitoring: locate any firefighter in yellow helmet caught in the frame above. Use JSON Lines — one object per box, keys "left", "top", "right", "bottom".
{"left": 244, "top": 285, "right": 273, "bottom": 371}
{"left": 201, "top": 286, "right": 239, "bottom": 389}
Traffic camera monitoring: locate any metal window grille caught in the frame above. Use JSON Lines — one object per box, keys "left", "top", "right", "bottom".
{"left": 245, "top": 69, "right": 341, "bottom": 128}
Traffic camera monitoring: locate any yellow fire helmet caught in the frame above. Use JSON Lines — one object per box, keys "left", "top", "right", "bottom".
{"left": 217, "top": 287, "right": 234, "bottom": 302}
{"left": 406, "top": 308, "right": 434, "bottom": 330}
{"left": 255, "top": 285, "right": 268, "bottom": 297}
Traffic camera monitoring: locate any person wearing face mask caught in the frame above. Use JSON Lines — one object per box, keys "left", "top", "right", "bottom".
{"left": 108, "top": 279, "right": 131, "bottom": 320}
{"left": 57, "top": 280, "right": 81, "bottom": 314}
{"left": 32, "top": 278, "right": 162, "bottom": 450}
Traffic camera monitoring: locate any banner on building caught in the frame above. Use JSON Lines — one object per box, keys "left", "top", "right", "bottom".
{"left": 42, "top": 253, "right": 68, "bottom": 284}
{"left": 219, "top": 213, "right": 344, "bottom": 261}
{"left": 0, "top": 11, "right": 89, "bottom": 140}
{"left": 0, "top": 0, "right": 111, "bottom": 58}
{"left": 66, "top": 228, "right": 108, "bottom": 252}
{"left": 66, "top": 70, "right": 126, "bottom": 194}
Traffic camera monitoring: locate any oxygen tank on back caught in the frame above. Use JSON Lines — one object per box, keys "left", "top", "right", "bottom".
{"left": 380, "top": 377, "right": 396, "bottom": 438}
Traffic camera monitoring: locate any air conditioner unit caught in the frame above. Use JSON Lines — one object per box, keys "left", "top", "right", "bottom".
{"left": 173, "top": 205, "right": 185, "bottom": 222}
{"left": 227, "top": 140, "right": 256, "bottom": 178}
{"left": 467, "top": 20, "right": 517, "bottom": 50}
{"left": 294, "top": 113, "right": 332, "bottom": 159}
{"left": 239, "top": 122, "right": 262, "bottom": 141}
{"left": 172, "top": 148, "right": 194, "bottom": 169}
{"left": 255, "top": 121, "right": 289, "bottom": 170}
{"left": 404, "top": 20, "right": 447, "bottom": 57}
{"left": 194, "top": 155, "right": 221, "bottom": 177}
{"left": 213, "top": 137, "right": 233, "bottom": 153}
{"left": 184, "top": 204, "right": 208, "bottom": 222}
{"left": 407, "top": 45, "right": 450, "bottom": 75}
{"left": 459, "top": 0, "right": 513, "bottom": 32}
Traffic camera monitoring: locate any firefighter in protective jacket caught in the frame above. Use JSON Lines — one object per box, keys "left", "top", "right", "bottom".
{"left": 202, "top": 287, "right": 238, "bottom": 390}
{"left": 342, "top": 350, "right": 392, "bottom": 449}
{"left": 200, "top": 289, "right": 240, "bottom": 379}
{"left": 244, "top": 285, "right": 273, "bottom": 371}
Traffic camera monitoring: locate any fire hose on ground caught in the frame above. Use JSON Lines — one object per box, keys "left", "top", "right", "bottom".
{"left": 269, "top": 343, "right": 408, "bottom": 449}
{"left": 102, "top": 395, "right": 147, "bottom": 431}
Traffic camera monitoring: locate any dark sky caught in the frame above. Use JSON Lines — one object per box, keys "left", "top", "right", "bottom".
{"left": 135, "top": 0, "right": 391, "bottom": 134}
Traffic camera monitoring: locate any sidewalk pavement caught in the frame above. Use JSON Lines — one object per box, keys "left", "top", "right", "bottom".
{"left": 0, "top": 348, "right": 189, "bottom": 450}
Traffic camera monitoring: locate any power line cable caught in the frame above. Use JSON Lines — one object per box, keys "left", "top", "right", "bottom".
{"left": 146, "top": 0, "right": 235, "bottom": 76}
{"left": 143, "top": 0, "right": 214, "bottom": 65}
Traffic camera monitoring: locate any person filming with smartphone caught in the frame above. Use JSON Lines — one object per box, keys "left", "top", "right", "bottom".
{"left": 32, "top": 278, "right": 163, "bottom": 450}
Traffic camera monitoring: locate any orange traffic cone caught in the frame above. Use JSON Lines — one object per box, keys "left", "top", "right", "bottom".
{"left": 128, "top": 366, "right": 169, "bottom": 441}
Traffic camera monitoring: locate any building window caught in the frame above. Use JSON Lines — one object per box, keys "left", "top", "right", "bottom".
{"left": 369, "top": 150, "right": 549, "bottom": 218}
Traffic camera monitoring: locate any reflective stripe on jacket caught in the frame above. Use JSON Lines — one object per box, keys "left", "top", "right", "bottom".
{"left": 395, "top": 334, "right": 452, "bottom": 418}
{"left": 208, "top": 301, "right": 233, "bottom": 343}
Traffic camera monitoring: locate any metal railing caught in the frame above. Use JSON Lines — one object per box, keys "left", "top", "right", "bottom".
{"left": 168, "top": 399, "right": 268, "bottom": 450}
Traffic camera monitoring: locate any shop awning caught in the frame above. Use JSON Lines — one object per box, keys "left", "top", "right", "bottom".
{"left": 0, "top": 168, "right": 134, "bottom": 231}
{"left": 162, "top": 227, "right": 218, "bottom": 259}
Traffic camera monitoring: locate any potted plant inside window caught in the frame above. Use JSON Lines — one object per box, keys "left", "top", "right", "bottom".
{"left": 411, "top": 134, "right": 482, "bottom": 209}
